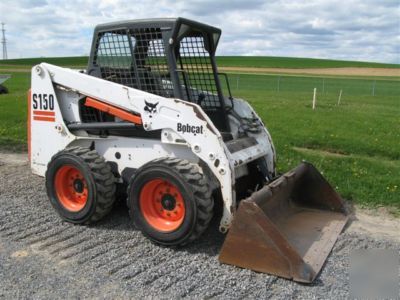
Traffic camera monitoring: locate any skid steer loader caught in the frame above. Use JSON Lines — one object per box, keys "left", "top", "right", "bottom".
{"left": 29, "top": 18, "right": 348, "bottom": 283}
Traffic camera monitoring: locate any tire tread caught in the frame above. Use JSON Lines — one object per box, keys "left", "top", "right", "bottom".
{"left": 46, "top": 147, "right": 116, "bottom": 223}
{"left": 128, "top": 157, "right": 213, "bottom": 246}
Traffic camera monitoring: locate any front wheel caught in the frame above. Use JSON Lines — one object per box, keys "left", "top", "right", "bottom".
{"left": 128, "top": 158, "right": 213, "bottom": 246}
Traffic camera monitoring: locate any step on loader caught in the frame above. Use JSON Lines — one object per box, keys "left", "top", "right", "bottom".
{"left": 29, "top": 18, "right": 348, "bottom": 283}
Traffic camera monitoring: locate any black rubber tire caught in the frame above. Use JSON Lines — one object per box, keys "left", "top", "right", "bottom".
{"left": 127, "top": 157, "right": 213, "bottom": 246}
{"left": 45, "top": 147, "right": 116, "bottom": 224}
{"left": 0, "top": 85, "right": 8, "bottom": 94}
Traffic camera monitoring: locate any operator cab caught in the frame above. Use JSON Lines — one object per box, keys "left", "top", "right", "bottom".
{"left": 86, "top": 18, "right": 231, "bottom": 133}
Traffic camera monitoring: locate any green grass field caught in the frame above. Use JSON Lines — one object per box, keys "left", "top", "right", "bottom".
{"left": 222, "top": 74, "right": 400, "bottom": 211}
{"left": 0, "top": 56, "right": 88, "bottom": 67}
{"left": 0, "top": 56, "right": 399, "bottom": 212}
{"left": 1, "top": 55, "right": 399, "bottom": 69}
{"left": 0, "top": 72, "right": 29, "bottom": 150}
{"left": 217, "top": 56, "right": 400, "bottom": 69}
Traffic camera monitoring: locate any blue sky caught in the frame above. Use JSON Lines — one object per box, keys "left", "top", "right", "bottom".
{"left": 1, "top": 0, "right": 399, "bottom": 63}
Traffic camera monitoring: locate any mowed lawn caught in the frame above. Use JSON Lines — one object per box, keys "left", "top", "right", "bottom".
{"left": 0, "top": 59, "right": 399, "bottom": 212}
{"left": 0, "top": 72, "right": 30, "bottom": 149}
{"left": 224, "top": 74, "right": 399, "bottom": 210}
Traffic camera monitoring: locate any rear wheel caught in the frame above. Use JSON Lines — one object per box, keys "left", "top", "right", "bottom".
{"left": 46, "top": 147, "right": 116, "bottom": 223}
{"left": 128, "top": 158, "right": 213, "bottom": 246}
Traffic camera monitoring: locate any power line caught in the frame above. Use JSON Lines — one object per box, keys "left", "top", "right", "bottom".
{"left": 1, "top": 23, "right": 7, "bottom": 60}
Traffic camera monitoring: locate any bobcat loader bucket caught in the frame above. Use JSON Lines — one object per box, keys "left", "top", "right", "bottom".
{"left": 219, "top": 162, "right": 348, "bottom": 283}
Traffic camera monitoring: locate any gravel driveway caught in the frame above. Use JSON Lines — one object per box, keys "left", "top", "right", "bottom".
{"left": 0, "top": 153, "right": 398, "bottom": 299}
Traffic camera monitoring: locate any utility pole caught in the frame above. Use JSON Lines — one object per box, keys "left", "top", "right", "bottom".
{"left": 1, "top": 23, "right": 7, "bottom": 60}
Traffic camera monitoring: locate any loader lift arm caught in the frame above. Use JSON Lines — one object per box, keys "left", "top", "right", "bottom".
{"left": 31, "top": 62, "right": 237, "bottom": 231}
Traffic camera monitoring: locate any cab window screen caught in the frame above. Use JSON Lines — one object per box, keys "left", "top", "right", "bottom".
{"left": 96, "top": 32, "right": 133, "bottom": 68}
{"left": 177, "top": 34, "right": 221, "bottom": 109}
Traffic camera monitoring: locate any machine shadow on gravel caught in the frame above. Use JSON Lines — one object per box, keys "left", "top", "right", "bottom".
{"left": 90, "top": 198, "right": 226, "bottom": 258}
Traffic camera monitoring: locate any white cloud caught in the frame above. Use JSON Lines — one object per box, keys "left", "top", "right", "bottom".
{"left": 0, "top": 0, "right": 398, "bottom": 63}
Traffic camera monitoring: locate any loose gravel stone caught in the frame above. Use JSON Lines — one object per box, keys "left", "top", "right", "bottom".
{"left": 0, "top": 153, "right": 398, "bottom": 299}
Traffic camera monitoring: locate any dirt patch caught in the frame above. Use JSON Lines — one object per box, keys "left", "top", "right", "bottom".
{"left": 220, "top": 67, "right": 400, "bottom": 77}
{"left": 0, "top": 68, "right": 31, "bottom": 73}
{"left": 348, "top": 207, "right": 400, "bottom": 242}
{"left": 0, "top": 153, "right": 28, "bottom": 167}
{"left": 2, "top": 66, "right": 400, "bottom": 77}
{"left": 293, "top": 146, "right": 349, "bottom": 158}
{"left": 11, "top": 250, "right": 29, "bottom": 258}
{"left": 293, "top": 147, "right": 399, "bottom": 169}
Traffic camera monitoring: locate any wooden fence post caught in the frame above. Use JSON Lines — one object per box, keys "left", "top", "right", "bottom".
{"left": 372, "top": 80, "right": 376, "bottom": 96}
{"left": 312, "top": 88, "right": 317, "bottom": 110}
{"left": 337, "top": 89, "right": 342, "bottom": 105}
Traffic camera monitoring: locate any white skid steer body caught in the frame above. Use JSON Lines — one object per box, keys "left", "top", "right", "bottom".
{"left": 29, "top": 63, "right": 276, "bottom": 232}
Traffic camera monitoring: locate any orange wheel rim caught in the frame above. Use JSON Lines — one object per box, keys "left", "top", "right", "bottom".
{"left": 139, "top": 179, "right": 185, "bottom": 232}
{"left": 54, "top": 165, "right": 88, "bottom": 212}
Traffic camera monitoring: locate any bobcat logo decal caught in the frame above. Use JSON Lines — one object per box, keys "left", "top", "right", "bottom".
{"left": 144, "top": 100, "right": 159, "bottom": 118}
